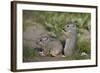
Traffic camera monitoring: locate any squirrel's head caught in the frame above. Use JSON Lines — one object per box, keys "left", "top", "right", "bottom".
{"left": 37, "top": 35, "right": 50, "bottom": 45}
{"left": 64, "top": 22, "right": 76, "bottom": 32}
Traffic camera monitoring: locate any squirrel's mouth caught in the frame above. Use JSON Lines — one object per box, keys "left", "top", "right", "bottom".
{"left": 63, "top": 28, "right": 67, "bottom": 32}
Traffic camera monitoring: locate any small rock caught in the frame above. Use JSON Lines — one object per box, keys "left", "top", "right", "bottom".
{"left": 81, "top": 52, "right": 88, "bottom": 56}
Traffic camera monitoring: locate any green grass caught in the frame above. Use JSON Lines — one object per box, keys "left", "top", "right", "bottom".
{"left": 23, "top": 47, "right": 38, "bottom": 59}
{"left": 77, "top": 40, "right": 90, "bottom": 54}
{"left": 23, "top": 10, "right": 91, "bottom": 39}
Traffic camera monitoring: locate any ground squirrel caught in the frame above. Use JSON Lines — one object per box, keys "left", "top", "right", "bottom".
{"left": 37, "top": 35, "right": 63, "bottom": 57}
{"left": 62, "top": 22, "right": 77, "bottom": 57}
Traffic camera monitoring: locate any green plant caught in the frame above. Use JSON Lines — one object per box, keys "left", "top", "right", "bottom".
{"left": 23, "top": 47, "right": 38, "bottom": 59}
{"left": 77, "top": 39, "right": 90, "bottom": 54}
{"left": 23, "top": 10, "right": 91, "bottom": 39}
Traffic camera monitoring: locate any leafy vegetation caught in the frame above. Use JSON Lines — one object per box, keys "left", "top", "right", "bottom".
{"left": 23, "top": 47, "right": 38, "bottom": 59}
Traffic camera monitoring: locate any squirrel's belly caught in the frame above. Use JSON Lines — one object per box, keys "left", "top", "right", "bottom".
{"left": 64, "top": 38, "right": 76, "bottom": 56}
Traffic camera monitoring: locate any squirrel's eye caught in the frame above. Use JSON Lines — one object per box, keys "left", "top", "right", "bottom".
{"left": 67, "top": 25, "right": 69, "bottom": 27}
{"left": 40, "top": 39, "right": 42, "bottom": 42}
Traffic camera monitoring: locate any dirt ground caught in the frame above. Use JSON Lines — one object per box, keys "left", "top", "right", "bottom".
{"left": 23, "top": 56, "right": 69, "bottom": 62}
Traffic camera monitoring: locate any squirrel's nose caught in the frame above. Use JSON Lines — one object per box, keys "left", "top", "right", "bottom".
{"left": 63, "top": 28, "right": 66, "bottom": 31}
